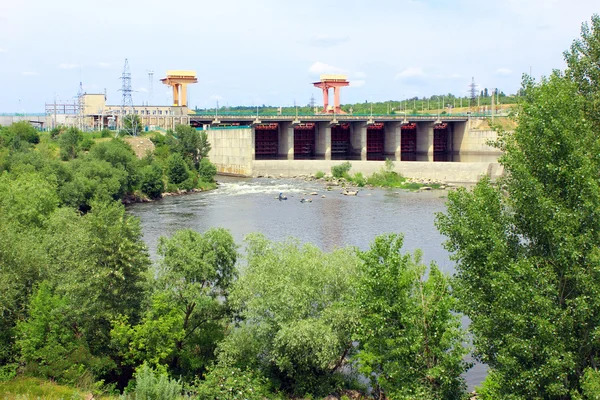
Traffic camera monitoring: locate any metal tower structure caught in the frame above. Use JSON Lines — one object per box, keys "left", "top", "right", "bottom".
{"left": 77, "top": 80, "right": 85, "bottom": 130}
{"left": 119, "top": 59, "right": 137, "bottom": 134}
{"left": 147, "top": 70, "right": 154, "bottom": 106}
{"left": 469, "top": 77, "right": 478, "bottom": 108}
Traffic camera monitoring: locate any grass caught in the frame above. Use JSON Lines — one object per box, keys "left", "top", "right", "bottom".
{"left": 0, "top": 377, "right": 92, "bottom": 400}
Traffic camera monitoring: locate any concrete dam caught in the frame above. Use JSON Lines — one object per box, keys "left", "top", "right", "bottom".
{"left": 195, "top": 113, "right": 504, "bottom": 183}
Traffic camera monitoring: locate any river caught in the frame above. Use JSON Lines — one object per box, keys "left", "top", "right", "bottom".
{"left": 127, "top": 175, "right": 486, "bottom": 389}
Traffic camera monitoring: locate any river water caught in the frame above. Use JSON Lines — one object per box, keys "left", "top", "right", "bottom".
{"left": 127, "top": 176, "right": 485, "bottom": 389}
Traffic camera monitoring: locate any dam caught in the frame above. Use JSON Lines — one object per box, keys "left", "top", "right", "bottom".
{"left": 194, "top": 113, "right": 503, "bottom": 183}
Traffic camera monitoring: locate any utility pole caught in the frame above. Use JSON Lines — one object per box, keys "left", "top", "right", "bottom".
{"left": 147, "top": 70, "right": 154, "bottom": 106}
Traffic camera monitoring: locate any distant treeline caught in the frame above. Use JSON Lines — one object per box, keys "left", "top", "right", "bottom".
{"left": 195, "top": 91, "right": 518, "bottom": 116}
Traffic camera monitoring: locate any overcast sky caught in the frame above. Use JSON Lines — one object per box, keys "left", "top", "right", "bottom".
{"left": 0, "top": 0, "right": 597, "bottom": 112}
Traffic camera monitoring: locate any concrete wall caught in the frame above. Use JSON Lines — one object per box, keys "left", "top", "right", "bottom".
{"left": 0, "top": 115, "right": 50, "bottom": 127}
{"left": 453, "top": 119, "right": 502, "bottom": 162}
{"left": 252, "top": 160, "right": 503, "bottom": 183}
{"left": 206, "top": 128, "right": 254, "bottom": 176}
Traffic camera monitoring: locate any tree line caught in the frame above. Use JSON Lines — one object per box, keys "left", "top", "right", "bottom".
{"left": 2, "top": 14, "right": 600, "bottom": 400}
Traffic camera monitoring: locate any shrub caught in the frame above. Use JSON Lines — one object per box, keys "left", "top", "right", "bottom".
{"left": 352, "top": 172, "right": 366, "bottom": 187}
{"left": 80, "top": 137, "right": 95, "bottom": 152}
{"left": 100, "top": 129, "right": 112, "bottom": 138}
{"left": 198, "top": 157, "right": 217, "bottom": 183}
{"left": 58, "top": 128, "right": 83, "bottom": 161}
{"left": 331, "top": 162, "right": 352, "bottom": 178}
{"left": 123, "top": 363, "right": 182, "bottom": 400}
{"left": 194, "top": 364, "right": 275, "bottom": 400}
{"left": 140, "top": 163, "right": 164, "bottom": 199}
{"left": 315, "top": 170, "right": 325, "bottom": 179}
{"left": 166, "top": 153, "right": 189, "bottom": 186}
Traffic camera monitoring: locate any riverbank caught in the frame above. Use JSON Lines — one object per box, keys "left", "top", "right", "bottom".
{"left": 121, "top": 183, "right": 218, "bottom": 205}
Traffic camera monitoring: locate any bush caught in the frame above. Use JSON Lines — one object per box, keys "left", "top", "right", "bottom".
{"left": 166, "top": 153, "right": 189, "bottom": 186}
{"left": 123, "top": 363, "right": 182, "bottom": 400}
{"left": 100, "top": 129, "right": 112, "bottom": 138}
{"left": 80, "top": 137, "right": 95, "bottom": 152}
{"left": 194, "top": 364, "right": 275, "bottom": 400}
{"left": 58, "top": 128, "right": 83, "bottom": 161}
{"left": 198, "top": 157, "right": 217, "bottom": 183}
{"left": 331, "top": 162, "right": 352, "bottom": 178}
{"left": 140, "top": 163, "right": 164, "bottom": 199}
{"left": 351, "top": 172, "right": 366, "bottom": 187}
{"left": 315, "top": 170, "right": 325, "bottom": 179}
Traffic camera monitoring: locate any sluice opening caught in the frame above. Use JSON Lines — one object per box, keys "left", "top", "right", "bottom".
{"left": 294, "top": 123, "right": 316, "bottom": 159}
{"left": 254, "top": 123, "right": 279, "bottom": 160}
{"left": 401, "top": 123, "right": 417, "bottom": 161}
{"left": 331, "top": 123, "right": 351, "bottom": 160}
{"left": 434, "top": 123, "right": 449, "bottom": 162}
{"left": 367, "top": 123, "right": 385, "bottom": 161}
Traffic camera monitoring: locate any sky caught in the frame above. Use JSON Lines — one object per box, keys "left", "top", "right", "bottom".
{"left": 0, "top": 0, "right": 598, "bottom": 112}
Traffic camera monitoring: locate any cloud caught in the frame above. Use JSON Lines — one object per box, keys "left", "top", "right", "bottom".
{"left": 495, "top": 68, "right": 512, "bottom": 76}
{"left": 308, "top": 35, "right": 350, "bottom": 48}
{"left": 59, "top": 63, "right": 80, "bottom": 69}
{"left": 209, "top": 94, "right": 223, "bottom": 101}
{"left": 350, "top": 80, "right": 366, "bottom": 88}
{"left": 308, "top": 61, "right": 346, "bottom": 76}
{"left": 0, "top": 47, "right": 7, "bottom": 53}
{"left": 98, "top": 62, "right": 111, "bottom": 68}
{"left": 136, "top": 87, "right": 149, "bottom": 93}
{"left": 395, "top": 67, "right": 426, "bottom": 80}
{"left": 354, "top": 71, "right": 367, "bottom": 79}
{"left": 21, "top": 71, "right": 39, "bottom": 76}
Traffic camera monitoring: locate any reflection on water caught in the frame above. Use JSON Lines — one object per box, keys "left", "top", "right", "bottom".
{"left": 127, "top": 176, "right": 486, "bottom": 389}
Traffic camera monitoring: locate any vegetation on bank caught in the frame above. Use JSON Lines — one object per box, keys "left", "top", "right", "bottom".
{"left": 2, "top": 13, "right": 600, "bottom": 400}
{"left": 323, "top": 159, "right": 441, "bottom": 190}
{"left": 0, "top": 122, "right": 217, "bottom": 210}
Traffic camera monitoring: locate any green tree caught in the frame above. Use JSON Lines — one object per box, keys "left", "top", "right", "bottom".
{"left": 58, "top": 158, "right": 128, "bottom": 211}
{"left": 355, "top": 234, "right": 469, "bottom": 400}
{"left": 111, "top": 228, "right": 237, "bottom": 380}
{"left": 16, "top": 281, "right": 99, "bottom": 383}
{"left": 44, "top": 201, "right": 151, "bottom": 359}
{"left": 356, "top": 235, "right": 469, "bottom": 400}
{"left": 0, "top": 213, "right": 47, "bottom": 376}
{"left": 174, "top": 124, "right": 210, "bottom": 169}
{"left": 197, "top": 157, "right": 216, "bottom": 183}
{"left": 89, "top": 139, "right": 140, "bottom": 193}
{"left": 436, "top": 73, "right": 600, "bottom": 398}
{"left": 58, "top": 127, "right": 83, "bottom": 160}
{"left": 122, "top": 114, "right": 142, "bottom": 136}
{"left": 140, "top": 162, "right": 164, "bottom": 199}
{"left": 564, "top": 14, "right": 600, "bottom": 133}
{"left": 0, "top": 121, "right": 40, "bottom": 148}
{"left": 220, "top": 234, "right": 360, "bottom": 397}
{"left": 165, "top": 153, "right": 189, "bottom": 186}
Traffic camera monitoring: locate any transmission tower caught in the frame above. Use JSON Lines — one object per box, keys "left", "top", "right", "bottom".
{"left": 77, "top": 80, "right": 85, "bottom": 130}
{"left": 469, "top": 77, "right": 478, "bottom": 108}
{"left": 147, "top": 70, "right": 154, "bottom": 106}
{"left": 119, "top": 59, "right": 137, "bottom": 135}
